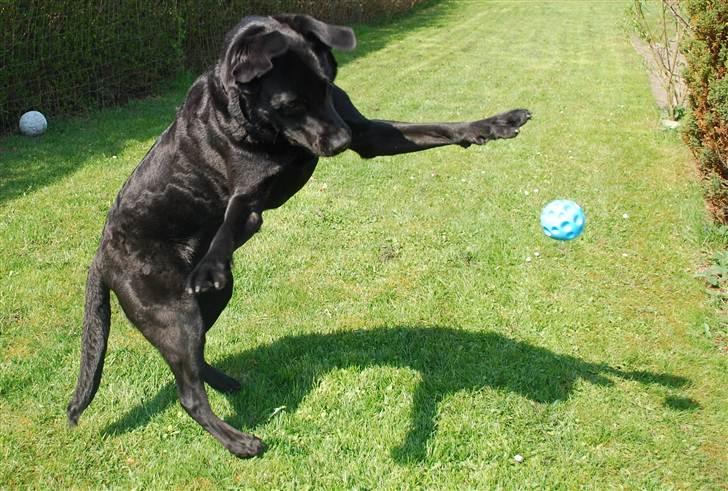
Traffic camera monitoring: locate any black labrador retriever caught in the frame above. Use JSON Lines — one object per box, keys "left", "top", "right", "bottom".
{"left": 67, "top": 14, "right": 531, "bottom": 458}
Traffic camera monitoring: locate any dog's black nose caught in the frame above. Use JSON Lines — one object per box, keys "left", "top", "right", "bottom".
{"left": 321, "top": 128, "right": 351, "bottom": 156}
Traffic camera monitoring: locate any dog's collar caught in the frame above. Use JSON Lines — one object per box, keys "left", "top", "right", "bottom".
{"left": 226, "top": 89, "right": 280, "bottom": 146}
{"left": 225, "top": 90, "right": 253, "bottom": 142}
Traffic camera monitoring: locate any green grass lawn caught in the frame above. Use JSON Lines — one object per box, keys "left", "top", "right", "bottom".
{"left": 1, "top": 0, "right": 727, "bottom": 488}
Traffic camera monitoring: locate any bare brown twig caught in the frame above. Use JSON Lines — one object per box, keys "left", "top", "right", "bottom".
{"left": 630, "top": 0, "right": 689, "bottom": 120}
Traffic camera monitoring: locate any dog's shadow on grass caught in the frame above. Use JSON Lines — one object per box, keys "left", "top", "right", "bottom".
{"left": 103, "top": 326, "right": 696, "bottom": 462}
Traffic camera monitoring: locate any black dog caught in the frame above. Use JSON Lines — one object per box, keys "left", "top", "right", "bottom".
{"left": 67, "top": 14, "right": 531, "bottom": 458}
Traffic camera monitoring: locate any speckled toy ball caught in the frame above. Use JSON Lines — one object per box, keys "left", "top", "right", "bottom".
{"left": 19, "top": 111, "right": 48, "bottom": 136}
{"left": 540, "top": 199, "right": 585, "bottom": 241}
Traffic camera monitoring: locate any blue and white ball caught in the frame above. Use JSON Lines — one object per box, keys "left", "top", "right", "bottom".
{"left": 540, "top": 199, "right": 585, "bottom": 241}
{"left": 19, "top": 111, "right": 48, "bottom": 136}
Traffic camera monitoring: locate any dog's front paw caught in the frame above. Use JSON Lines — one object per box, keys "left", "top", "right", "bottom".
{"left": 462, "top": 109, "right": 532, "bottom": 146}
{"left": 186, "top": 258, "right": 229, "bottom": 294}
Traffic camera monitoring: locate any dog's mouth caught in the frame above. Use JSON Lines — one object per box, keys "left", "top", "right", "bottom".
{"left": 284, "top": 127, "right": 351, "bottom": 157}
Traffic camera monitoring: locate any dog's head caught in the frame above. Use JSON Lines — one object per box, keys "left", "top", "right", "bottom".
{"left": 218, "top": 15, "right": 356, "bottom": 156}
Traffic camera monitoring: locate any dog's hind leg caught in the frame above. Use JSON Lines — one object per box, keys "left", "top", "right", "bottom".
{"left": 202, "top": 362, "right": 242, "bottom": 393}
{"left": 140, "top": 303, "right": 264, "bottom": 458}
{"left": 113, "top": 265, "right": 263, "bottom": 457}
{"left": 166, "top": 337, "right": 264, "bottom": 458}
{"left": 197, "top": 284, "right": 242, "bottom": 393}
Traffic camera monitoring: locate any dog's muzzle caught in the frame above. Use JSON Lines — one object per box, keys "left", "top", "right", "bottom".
{"left": 319, "top": 127, "right": 351, "bottom": 156}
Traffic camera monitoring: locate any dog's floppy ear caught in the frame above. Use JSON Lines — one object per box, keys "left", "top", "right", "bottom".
{"left": 222, "top": 28, "right": 289, "bottom": 86}
{"left": 274, "top": 14, "right": 356, "bottom": 52}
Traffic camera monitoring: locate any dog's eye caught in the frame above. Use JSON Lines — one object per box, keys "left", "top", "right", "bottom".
{"left": 279, "top": 100, "right": 306, "bottom": 117}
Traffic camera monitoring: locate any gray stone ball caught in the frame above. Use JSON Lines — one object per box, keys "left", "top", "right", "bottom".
{"left": 19, "top": 111, "right": 48, "bottom": 136}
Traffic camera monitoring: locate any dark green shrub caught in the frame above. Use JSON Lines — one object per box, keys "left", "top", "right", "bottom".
{"left": 682, "top": 0, "right": 728, "bottom": 222}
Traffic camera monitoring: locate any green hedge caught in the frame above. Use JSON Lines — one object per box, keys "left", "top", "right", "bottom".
{"left": 0, "top": 0, "right": 425, "bottom": 134}
{"left": 682, "top": 0, "right": 728, "bottom": 222}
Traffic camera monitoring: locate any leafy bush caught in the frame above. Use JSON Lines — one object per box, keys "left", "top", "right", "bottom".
{"left": 682, "top": 0, "right": 728, "bottom": 222}
{"left": 0, "top": 0, "right": 426, "bottom": 134}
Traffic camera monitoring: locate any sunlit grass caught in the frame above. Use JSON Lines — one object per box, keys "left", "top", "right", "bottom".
{"left": 1, "top": 0, "right": 726, "bottom": 488}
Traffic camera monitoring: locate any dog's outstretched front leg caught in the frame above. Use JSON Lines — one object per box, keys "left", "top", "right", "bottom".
{"left": 186, "top": 196, "right": 261, "bottom": 294}
{"left": 348, "top": 109, "right": 531, "bottom": 158}
{"left": 332, "top": 85, "right": 531, "bottom": 158}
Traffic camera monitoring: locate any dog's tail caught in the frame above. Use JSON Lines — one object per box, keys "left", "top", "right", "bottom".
{"left": 67, "top": 255, "right": 111, "bottom": 426}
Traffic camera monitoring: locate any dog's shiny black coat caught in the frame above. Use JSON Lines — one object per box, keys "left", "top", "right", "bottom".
{"left": 67, "top": 14, "right": 531, "bottom": 458}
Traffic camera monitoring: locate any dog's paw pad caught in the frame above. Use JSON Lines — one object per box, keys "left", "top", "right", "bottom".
{"left": 498, "top": 109, "right": 531, "bottom": 128}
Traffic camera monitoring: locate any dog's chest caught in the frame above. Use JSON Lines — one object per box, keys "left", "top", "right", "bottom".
{"left": 263, "top": 155, "right": 319, "bottom": 209}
